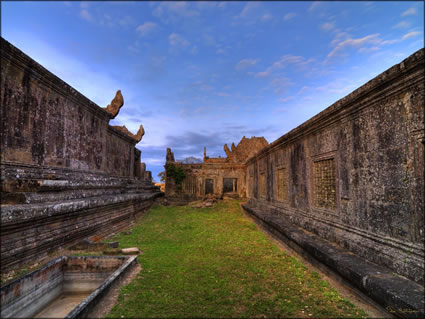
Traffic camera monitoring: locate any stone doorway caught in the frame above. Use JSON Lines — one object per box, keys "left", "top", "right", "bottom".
{"left": 223, "top": 178, "right": 237, "bottom": 193}
{"left": 205, "top": 179, "right": 213, "bottom": 195}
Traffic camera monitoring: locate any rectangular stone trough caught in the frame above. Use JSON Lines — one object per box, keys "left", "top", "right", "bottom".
{"left": 1, "top": 255, "right": 137, "bottom": 318}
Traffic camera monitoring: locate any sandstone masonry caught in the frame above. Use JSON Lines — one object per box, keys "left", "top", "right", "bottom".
{"left": 0, "top": 37, "right": 162, "bottom": 271}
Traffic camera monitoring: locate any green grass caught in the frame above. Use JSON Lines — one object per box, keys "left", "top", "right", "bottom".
{"left": 107, "top": 200, "right": 368, "bottom": 318}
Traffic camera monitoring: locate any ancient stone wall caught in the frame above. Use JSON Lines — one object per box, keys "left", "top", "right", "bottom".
{"left": 0, "top": 37, "right": 161, "bottom": 271}
{"left": 0, "top": 38, "right": 145, "bottom": 177}
{"left": 243, "top": 48, "right": 424, "bottom": 284}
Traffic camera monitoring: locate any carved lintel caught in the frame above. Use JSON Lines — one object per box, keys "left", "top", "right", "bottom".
{"left": 104, "top": 90, "right": 124, "bottom": 119}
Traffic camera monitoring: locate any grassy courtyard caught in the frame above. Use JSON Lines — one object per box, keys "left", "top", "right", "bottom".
{"left": 107, "top": 200, "right": 368, "bottom": 318}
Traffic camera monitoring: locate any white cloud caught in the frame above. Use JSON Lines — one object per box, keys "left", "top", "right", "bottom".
{"left": 358, "top": 46, "right": 380, "bottom": 53}
{"left": 239, "top": 2, "right": 260, "bottom": 18}
{"left": 153, "top": 2, "right": 199, "bottom": 18}
{"left": 256, "top": 71, "right": 269, "bottom": 78}
{"left": 277, "top": 96, "right": 294, "bottom": 103}
{"left": 401, "top": 7, "right": 417, "bottom": 17}
{"left": 309, "top": 2, "right": 323, "bottom": 12}
{"left": 257, "top": 55, "right": 314, "bottom": 77}
{"left": 235, "top": 58, "right": 258, "bottom": 70}
{"left": 270, "top": 77, "right": 293, "bottom": 94}
{"left": 169, "top": 33, "right": 190, "bottom": 47}
{"left": 283, "top": 12, "right": 296, "bottom": 21}
{"left": 327, "top": 33, "right": 381, "bottom": 58}
{"left": 328, "top": 29, "right": 421, "bottom": 62}
{"left": 80, "top": 9, "right": 92, "bottom": 21}
{"left": 261, "top": 13, "right": 272, "bottom": 22}
{"left": 402, "top": 31, "right": 420, "bottom": 40}
{"left": 136, "top": 22, "right": 157, "bottom": 36}
{"left": 392, "top": 21, "right": 409, "bottom": 29}
{"left": 216, "top": 48, "right": 225, "bottom": 54}
{"left": 320, "top": 22, "right": 335, "bottom": 31}
{"left": 216, "top": 92, "right": 231, "bottom": 97}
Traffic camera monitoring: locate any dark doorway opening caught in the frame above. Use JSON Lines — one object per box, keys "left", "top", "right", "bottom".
{"left": 223, "top": 178, "right": 237, "bottom": 193}
{"left": 205, "top": 179, "right": 214, "bottom": 195}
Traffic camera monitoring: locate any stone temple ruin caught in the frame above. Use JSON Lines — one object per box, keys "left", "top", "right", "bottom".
{"left": 1, "top": 36, "right": 424, "bottom": 317}
{"left": 165, "top": 136, "right": 268, "bottom": 202}
{"left": 0, "top": 37, "right": 162, "bottom": 272}
{"left": 164, "top": 48, "right": 425, "bottom": 316}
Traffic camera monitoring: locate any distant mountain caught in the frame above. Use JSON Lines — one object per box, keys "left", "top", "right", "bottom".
{"left": 181, "top": 156, "right": 203, "bottom": 164}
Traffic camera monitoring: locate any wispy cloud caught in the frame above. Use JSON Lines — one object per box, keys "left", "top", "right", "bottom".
{"left": 327, "top": 30, "right": 421, "bottom": 62}
{"left": 169, "top": 33, "right": 190, "bottom": 47}
{"left": 309, "top": 1, "right": 323, "bottom": 12}
{"left": 235, "top": 58, "right": 258, "bottom": 70}
{"left": 401, "top": 7, "right": 417, "bottom": 17}
{"left": 270, "top": 77, "right": 293, "bottom": 94}
{"left": 79, "top": 2, "right": 92, "bottom": 22}
{"left": 153, "top": 1, "right": 199, "bottom": 18}
{"left": 80, "top": 9, "right": 92, "bottom": 21}
{"left": 327, "top": 33, "right": 381, "bottom": 59}
{"left": 392, "top": 21, "right": 409, "bottom": 29}
{"left": 238, "top": 2, "right": 260, "bottom": 19}
{"left": 283, "top": 12, "right": 296, "bottom": 21}
{"left": 256, "top": 55, "right": 315, "bottom": 77}
{"left": 277, "top": 96, "right": 294, "bottom": 103}
{"left": 402, "top": 31, "right": 420, "bottom": 40}
{"left": 320, "top": 22, "right": 335, "bottom": 31}
{"left": 261, "top": 13, "right": 272, "bottom": 22}
{"left": 216, "top": 92, "right": 232, "bottom": 97}
{"left": 136, "top": 22, "right": 157, "bottom": 36}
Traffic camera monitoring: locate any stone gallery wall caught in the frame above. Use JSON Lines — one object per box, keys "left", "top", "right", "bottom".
{"left": 243, "top": 48, "right": 424, "bottom": 283}
{"left": 0, "top": 37, "right": 162, "bottom": 271}
{"left": 1, "top": 38, "right": 139, "bottom": 177}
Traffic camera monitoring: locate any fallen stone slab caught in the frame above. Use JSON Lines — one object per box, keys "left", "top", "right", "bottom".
{"left": 121, "top": 247, "right": 140, "bottom": 255}
{"left": 242, "top": 203, "right": 425, "bottom": 319}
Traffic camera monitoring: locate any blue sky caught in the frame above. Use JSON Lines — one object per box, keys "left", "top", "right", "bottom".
{"left": 2, "top": 1, "right": 424, "bottom": 181}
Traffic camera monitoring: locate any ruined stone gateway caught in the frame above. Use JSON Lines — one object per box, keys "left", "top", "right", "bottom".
{"left": 165, "top": 136, "right": 268, "bottom": 203}
{"left": 0, "top": 37, "right": 162, "bottom": 272}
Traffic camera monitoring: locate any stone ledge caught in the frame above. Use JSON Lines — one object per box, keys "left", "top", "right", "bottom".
{"left": 242, "top": 203, "right": 424, "bottom": 319}
{"left": 1, "top": 191, "right": 163, "bottom": 225}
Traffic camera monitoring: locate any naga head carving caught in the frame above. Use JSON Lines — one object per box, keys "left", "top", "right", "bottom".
{"left": 105, "top": 90, "right": 124, "bottom": 118}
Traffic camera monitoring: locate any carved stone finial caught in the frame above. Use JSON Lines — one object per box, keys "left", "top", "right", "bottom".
{"left": 224, "top": 144, "right": 232, "bottom": 158}
{"left": 231, "top": 142, "right": 236, "bottom": 152}
{"left": 134, "top": 124, "right": 145, "bottom": 142}
{"left": 105, "top": 90, "right": 124, "bottom": 118}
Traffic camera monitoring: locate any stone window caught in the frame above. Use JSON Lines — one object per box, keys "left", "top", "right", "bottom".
{"left": 276, "top": 168, "right": 288, "bottom": 202}
{"left": 223, "top": 178, "right": 237, "bottom": 193}
{"left": 313, "top": 158, "right": 336, "bottom": 209}
{"left": 259, "top": 173, "right": 266, "bottom": 198}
